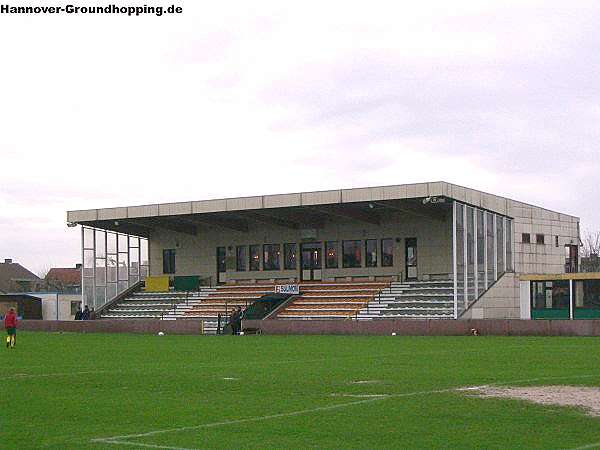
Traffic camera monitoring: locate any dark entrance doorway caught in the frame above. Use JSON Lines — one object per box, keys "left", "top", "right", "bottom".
{"left": 216, "top": 246, "right": 226, "bottom": 284}
{"left": 405, "top": 238, "right": 417, "bottom": 280}
{"left": 565, "top": 244, "right": 579, "bottom": 273}
{"left": 301, "top": 242, "right": 322, "bottom": 281}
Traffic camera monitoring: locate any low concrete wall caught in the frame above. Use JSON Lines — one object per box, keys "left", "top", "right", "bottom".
{"left": 245, "top": 319, "right": 600, "bottom": 336}
{"left": 20, "top": 319, "right": 205, "bottom": 335}
{"left": 18, "top": 319, "right": 600, "bottom": 336}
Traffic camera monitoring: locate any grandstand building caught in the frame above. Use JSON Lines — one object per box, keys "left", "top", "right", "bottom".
{"left": 67, "top": 181, "right": 580, "bottom": 322}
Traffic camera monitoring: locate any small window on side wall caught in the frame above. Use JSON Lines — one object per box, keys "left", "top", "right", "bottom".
{"left": 522, "top": 233, "right": 531, "bottom": 244}
{"left": 536, "top": 234, "right": 545, "bottom": 245}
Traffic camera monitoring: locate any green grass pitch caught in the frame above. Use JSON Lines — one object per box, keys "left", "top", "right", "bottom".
{"left": 2, "top": 332, "right": 600, "bottom": 449}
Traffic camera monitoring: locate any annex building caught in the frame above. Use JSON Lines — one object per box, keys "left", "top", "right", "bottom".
{"left": 67, "top": 181, "right": 584, "bottom": 322}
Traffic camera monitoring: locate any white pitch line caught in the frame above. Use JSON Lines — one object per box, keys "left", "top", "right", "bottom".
{"left": 6, "top": 370, "right": 112, "bottom": 380}
{"left": 98, "top": 439, "right": 196, "bottom": 450}
{"left": 567, "top": 442, "right": 600, "bottom": 450}
{"left": 92, "top": 373, "right": 600, "bottom": 448}
{"left": 92, "top": 386, "right": 459, "bottom": 447}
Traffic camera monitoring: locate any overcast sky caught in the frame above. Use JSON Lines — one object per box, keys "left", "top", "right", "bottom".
{"left": 1, "top": 0, "right": 599, "bottom": 274}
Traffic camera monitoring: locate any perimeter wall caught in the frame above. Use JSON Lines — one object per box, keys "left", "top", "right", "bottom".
{"left": 19, "top": 319, "right": 600, "bottom": 336}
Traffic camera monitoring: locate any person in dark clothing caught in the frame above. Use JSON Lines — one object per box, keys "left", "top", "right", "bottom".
{"left": 89, "top": 307, "right": 96, "bottom": 320}
{"left": 74, "top": 306, "right": 82, "bottom": 320}
{"left": 230, "top": 308, "right": 240, "bottom": 335}
{"left": 236, "top": 306, "right": 243, "bottom": 334}
{"left": 81, "top": 305, "right": 90, "bottom": 320}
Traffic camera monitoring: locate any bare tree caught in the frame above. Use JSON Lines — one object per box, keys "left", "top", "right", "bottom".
{"left": 580, "top": 230, "right": 600, "bottom": 272}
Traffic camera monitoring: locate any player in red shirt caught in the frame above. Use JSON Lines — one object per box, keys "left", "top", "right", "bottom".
{"left": 4, "top": 307, "right": 17, "bottom": 349}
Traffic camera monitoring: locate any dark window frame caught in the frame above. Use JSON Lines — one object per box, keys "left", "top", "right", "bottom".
{"left": 381, "top": 238, "right": 394, "bottom": 267}
{"left": 249, "top": 245, "right": 260, "bottom": 271}
{"left": 284, "top": 243, "right": 297, "bottom": 270}
{"left": 216, "top": 247, "right": 226, "bottom": 273}
{"left": 163, "top": 248, "right": 176, "bottom": 274}
{"left": 365, "top": 239, "right": 378, "bottom": 268}
{"left": 236, "top": 246, "right": 247, "bottom": 272}
{"left": 325, "top": 241, "right": 339, "bottom": 269}
{"left": 522, "top": 233, "right": 531, "bottom": 244}
{"left": 536, "top": 233, "right": 545, "bottom": 245}
{"left": 263, "top": 244, "right": 281, "bottom": 271}
{"left": 342, "top": 240, "right": 362, "bottom": 268}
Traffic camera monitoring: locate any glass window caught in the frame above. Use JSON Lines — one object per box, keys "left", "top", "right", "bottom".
{"left": 325, "top": 241, "right": 338, "bottom": 268}
{"left": 574, "top": 280, "right": 600, "bottom": 310}
{"left": 249, "top": 245, "right": 260, "bottom": 271}
{"left": 365, "top": 239, "right": 377, "bottom": 267}
{"left": 522, "top": 233, "right": 531, "bottom": 244}
{"left": 163, "top": 249, "right": 176, "bottom": 274}
{"left": 263, "top": 244, "right": 281, "bottom": 271}
{"left": 107, "top": 232, "right": 117, "bottom": 254}
{"left": 107, "top": 255, "right": 117, "bottom": 283}
{"left": 456, "top": 203, "right": 465, "bottom": 299}
{"left": 531, "top": 280, "right": 570, "bottom": 316}
{"left": 95, "top": 258, "right": 106, "bottom": 286}
{"left": 129, "top": 247, "right": 140, "bottom": 276}
{"left": 83, "top": 227, "right": 94, "bottom": 249}
{"left": 236, "top": 246, "right": 247, "bottom": 271}
{"left": 536, "top": 233, "right": 545, "bottom": 245}
{"left": 140, "top": 239, "right": 149, "bottom": 266}
{"left": 342, "top": 240, "right": 362, "bottom": 268}
{"left": 284, "top": 243, "right": 297, "bottom": 270}
{"left": 95, "top": 230, "right": 106, "bottom": 258}
{"left": 476, "top": 210, "right": 485, "bottom": 281}
{"left": 496, "top": 216, "right": 505, "bottom": 275}
{"left": 118, "top": 253, "right": 128, "bottom": 280}
{"left": 485, "top": 211, "right": 494, "bottom": 285}
{"left": 466, "top": 207, "right": 475, "bottom": 302}
{"left": 381, "top": 239, "right": 393, "bottom": 267}
{"left": 83, "top": 249, "right": 94, "bottom": 278}
{"left": 118, "top": 234, "right": 128, "bottom": 253}
{"left": 506, "top": 219, "right": 513, "bottom": 271}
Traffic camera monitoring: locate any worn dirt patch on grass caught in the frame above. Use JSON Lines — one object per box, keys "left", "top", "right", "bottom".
{"left": 472, "top": 385, "right": 600, "bottom": 417}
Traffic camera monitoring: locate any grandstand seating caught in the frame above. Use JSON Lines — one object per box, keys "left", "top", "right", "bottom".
{"left": 355, "top": 280, "right": 454, "bottom": 319}
{"left": 100, "top": 288, "right": 213, "bottom": 320}
{"left": 100, "top": 279, "right": 460, "bottom": 326}
{"left": 274, "top": 282, "right": 389, "bottom": 320}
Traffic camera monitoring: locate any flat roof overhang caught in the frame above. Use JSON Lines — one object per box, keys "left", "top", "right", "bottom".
{"left": 67, "top": 181, "right": 578, "bottom": 237}
{"left": 70, "top": 197, "right": 453, "bottom": 238}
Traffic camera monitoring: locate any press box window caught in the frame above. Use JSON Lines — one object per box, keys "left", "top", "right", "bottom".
{"left": 522, "top": 233, "right": 531, "bottom": 244}
{"left": 381, "top": 238, "right": 393, "bottom": 267}
{"left": 342, "top": 240, "right": 362, "bottom": 268}
{"left": 162, "top": 249, "right": 176, "bottom": 274}
{"left": 536, "top": 234, "right": 545, "bottom": 245}
{"left": 325, "top": 241, "right": 338, "bottom": 268}
{"left": 365, "top": 239, "right": 377, "bottom": 267}
{"left": 263, "top": 244, "right": 281, "bottom": 271}
{"left": 236, "top": 246, "right": 247, "bottom": 271}
{"left": 249, "top": 245, "right": 260, "bottom": 271}
{"left": 284, "top": 243, "right": 297, "bottom": 270}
